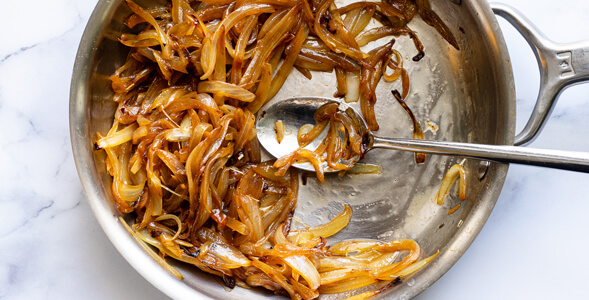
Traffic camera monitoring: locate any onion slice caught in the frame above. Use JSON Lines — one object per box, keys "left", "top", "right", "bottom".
{"left": 436, "top": 164, "right": 467, "bottom": 205}
{"left": 283, "top": 255, "right": 321, "bottom": 290}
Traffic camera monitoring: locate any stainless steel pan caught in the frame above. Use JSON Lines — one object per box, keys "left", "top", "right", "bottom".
{"left": 69, "top": 0, "right": 589, "bottom": 299}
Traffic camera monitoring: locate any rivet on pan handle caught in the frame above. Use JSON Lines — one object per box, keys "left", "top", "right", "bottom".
{"left": 491, "top": 3, "right": 589, "bottom": 146}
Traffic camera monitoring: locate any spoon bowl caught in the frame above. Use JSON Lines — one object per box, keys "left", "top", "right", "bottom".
{"left": 256, "top": 97, "right": 353, "bottom": 173}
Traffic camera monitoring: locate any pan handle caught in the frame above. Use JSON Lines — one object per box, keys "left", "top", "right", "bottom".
{"left": 491, "top": 3, "right": 589, "bottom": 146}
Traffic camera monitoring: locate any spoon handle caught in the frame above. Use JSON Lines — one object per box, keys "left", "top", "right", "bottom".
{"left": 372, "top": 136, "right": 589, "bottom": 173}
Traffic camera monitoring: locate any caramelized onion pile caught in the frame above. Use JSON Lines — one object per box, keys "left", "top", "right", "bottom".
{"left": 95, "top": 0, "right": 459, "bottom": 299}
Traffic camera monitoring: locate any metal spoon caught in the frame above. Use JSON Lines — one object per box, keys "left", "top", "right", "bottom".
{"left": 256, "top": 97, "right": 589, "bottom": 173}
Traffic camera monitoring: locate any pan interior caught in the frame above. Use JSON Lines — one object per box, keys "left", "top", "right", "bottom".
{"left": 71, "top": 0, "right": 514, "bottom": 299}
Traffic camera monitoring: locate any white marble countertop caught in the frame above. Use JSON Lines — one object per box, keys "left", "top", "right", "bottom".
{"left": 2, "top": 0, "right": 588, "bottom": 299}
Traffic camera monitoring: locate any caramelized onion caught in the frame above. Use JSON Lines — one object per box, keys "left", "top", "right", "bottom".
{"left": 94, "top": 0, "right": 460, "bottom": 297}
{"left": 94, "top": 123, "right": 138, "bottom": 150}
{"left": 274, "top": 120, "right": 285, "bottom": 144}
{"left": 436, "top": 164, "right": 467, "bottom": 205}
{"left": 392, "top": 90, "right": 426, "bottom": 164}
